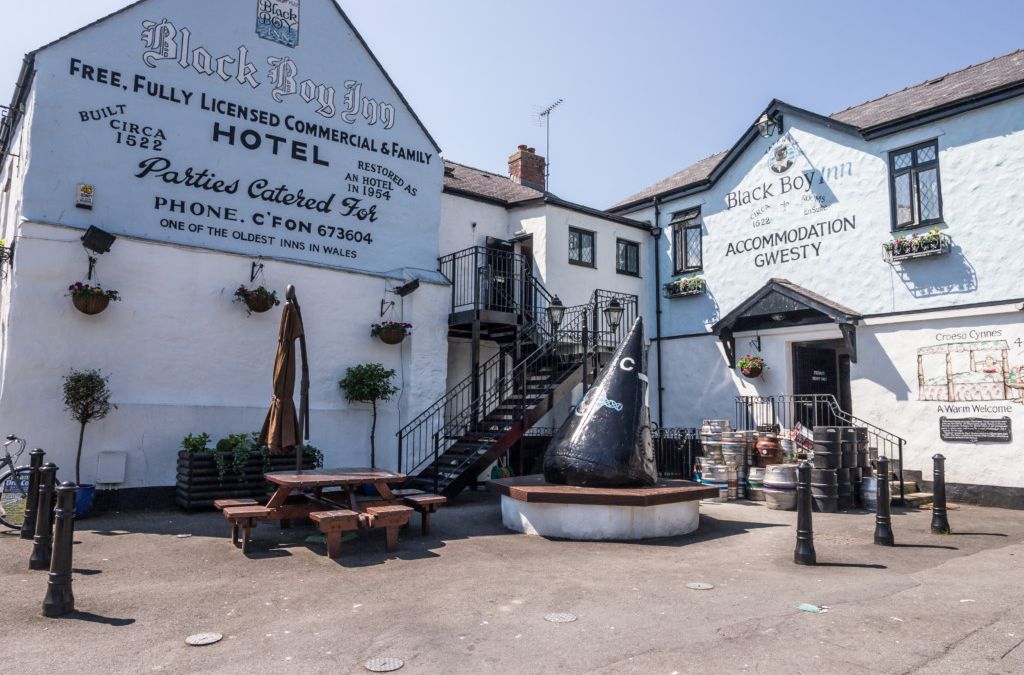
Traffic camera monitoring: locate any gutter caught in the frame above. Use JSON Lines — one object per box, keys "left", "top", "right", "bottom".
{"left": 650, "top": 196, "right": 665, "bottom": 427}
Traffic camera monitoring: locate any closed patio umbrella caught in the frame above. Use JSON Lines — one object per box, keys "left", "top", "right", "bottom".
{"left": 259, "top": 285, "right": 310, "bottom": 471}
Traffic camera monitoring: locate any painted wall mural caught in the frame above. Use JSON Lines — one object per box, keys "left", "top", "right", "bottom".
{"left": 23, "top": 0, "right": 441, "bottom": 276}
{"left": 917, "top": 335, "right": 1024, "bottom": 403}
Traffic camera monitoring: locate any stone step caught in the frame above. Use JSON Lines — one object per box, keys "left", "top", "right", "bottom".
{"left": 898, "top": 492, "right": 933, "bottom": 507}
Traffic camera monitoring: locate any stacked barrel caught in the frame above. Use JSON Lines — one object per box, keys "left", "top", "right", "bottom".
{"left": 695, "top": 421, "right": 874, "bottom": 513}
{"left": 809, "top": 426, "right": 875, "bottom": 512}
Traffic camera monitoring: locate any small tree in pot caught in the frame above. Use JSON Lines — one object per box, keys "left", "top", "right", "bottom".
{"left": 339, "top": 363, "right": 398, "bottom": 467}
{"left": 62, "top": 368, "right": 115, "bottom": 516}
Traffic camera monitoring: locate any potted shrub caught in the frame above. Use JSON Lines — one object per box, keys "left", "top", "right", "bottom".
{"left": 664, "top": 276, "right": 705, "bottom": 298}
{"left": 883, "top": 228, "right": 950, "bottom": 261}
{"left": 234, "top": 285, "right": 279, "bottom": 315}
{"left": 62, "top": 368, "right": 115, "bottom": 517}
{"left": 371, "top": 320, "right": 412, "bottom": 345}
{"left": 67, "top": 282, "right": 120, "bottom": 315}
{"left": 738, "top": 354, "right": 766, "bottom": 379}
{"left": 174, "top": 431, "right": 321, "bottom": 510}
{"left": 339, "top": 363, "right": 399, "bottom": 467}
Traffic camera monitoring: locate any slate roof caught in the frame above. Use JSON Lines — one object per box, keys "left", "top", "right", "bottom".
{"left": 610, "top": 48, "right": 1024, "bottom": 211}
{"left": 443, "top": 159, "right": 649, "bottom": 229}
{"left": 442, "top": 160, "right": 543, "bottom": 205}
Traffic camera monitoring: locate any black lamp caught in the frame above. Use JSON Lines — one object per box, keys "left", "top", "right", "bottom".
{"left": 756, "top": 112, "right": 782, "bottom": 138}
{"left": 80, "top": 226, "right": 116, "bottom": 281}
{"left": 81, "top": 226, "right": 116, "bottom": 254}
{"left": 604, "top": 297, "right": 624, "bottom": 331}
{"left": 546, "top": 295, "right": 565, "bottom": 330}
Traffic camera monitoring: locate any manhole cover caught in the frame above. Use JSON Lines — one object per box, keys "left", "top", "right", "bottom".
{"left": 364, "top": 656, "right": 404, "bottom": 672}
{"left": 544, "top": 613, "right": 577, "bottom": 623}
{"left": 185, "top": 632, "right": 223, "bottom": 646}
{"left": 686, "top": 582, "right": 714, "bottom": 591}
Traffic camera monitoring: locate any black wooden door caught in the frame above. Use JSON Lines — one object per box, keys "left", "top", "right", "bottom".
{"left": 793, "top": 345, "right": 839, "bottom": 427}
{"left": 484, "top": 237, "right": 514, "bottom": 312}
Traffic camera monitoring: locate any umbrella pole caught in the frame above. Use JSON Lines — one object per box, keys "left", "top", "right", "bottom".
{"left": 287, "top": 285, "right": 311, "bottom": 473}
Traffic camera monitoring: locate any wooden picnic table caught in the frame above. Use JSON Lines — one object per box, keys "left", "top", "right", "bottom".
{"left": 219, "top": 467, "right": 434, "bottom": 558}
{"left": 264, "top": 467, "right": 407, "bottom": 511}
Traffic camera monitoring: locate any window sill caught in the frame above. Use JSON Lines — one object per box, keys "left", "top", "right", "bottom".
{"left": 568, "top": 260, "right": 596, "bottom": 269}
{"left": 616, "top": 270, "right": 640, "bottom": 278}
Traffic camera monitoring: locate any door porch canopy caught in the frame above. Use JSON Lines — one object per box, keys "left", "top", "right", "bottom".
{"left": 710, "top": 278, "right": 862, "bottom": 367}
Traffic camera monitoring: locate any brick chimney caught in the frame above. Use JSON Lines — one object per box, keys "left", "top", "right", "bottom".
{"left": 508, "top": 144, "right": 546, "bottom": 191}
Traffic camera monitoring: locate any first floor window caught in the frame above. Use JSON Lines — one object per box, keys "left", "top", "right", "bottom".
{"left": 889, "top": 139, "right": 942, "bottom": 229}
{"left": 616, "top": 239, "right": 640, "bottom": 276}
{"left": 670, "top": 208, "right": 702, "bottom": 274}
{"left": 568, "top": 227, "right": 595, "bottom": 267}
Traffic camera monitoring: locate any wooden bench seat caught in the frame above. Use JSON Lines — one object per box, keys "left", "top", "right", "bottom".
{"left": 310, "top": 509, "right": 361, "bottom": 558}
{"left": 401, "top": 494, "right": 447, "bottom": 535}
{"left": 222, "top": 505, "right": 272, "bottom": 553}
{"left": 363, "top": 504, "right": 414, "bottom": 552}
{"left": 213, "top": 498, "right": 258, "bottom": 510}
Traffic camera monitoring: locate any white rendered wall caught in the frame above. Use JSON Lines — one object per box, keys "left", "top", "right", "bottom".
{"left": 0, "top": 221, "right": 450, "bottom": 488}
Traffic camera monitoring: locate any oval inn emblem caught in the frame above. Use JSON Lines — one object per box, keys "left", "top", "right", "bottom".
{"left": 256, "top": 0, "right": 300, "bottom": 48}
{"left": 767, "top": 141, "right": 796, "bottom": 174}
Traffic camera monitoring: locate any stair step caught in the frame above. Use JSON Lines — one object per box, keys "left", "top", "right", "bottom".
{"left": 898, "top": 492, "right": 933, "bottom": 507}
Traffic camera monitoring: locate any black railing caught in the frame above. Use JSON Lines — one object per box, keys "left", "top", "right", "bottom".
{"left": 652, "top": 426, "right": 700, "bottom": 479}
{"left": 0, "top": 105, "right": 12, "bottom": 152}
{"left": 439, "top": 246, "right": 530, "bottom": 315}
{"left": 735, "top": 394, "right": 907, "bottom": 503}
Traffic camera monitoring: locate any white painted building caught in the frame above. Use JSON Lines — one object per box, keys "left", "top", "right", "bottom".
{"left": 0, "top": 0, "right": 452, "bottom": 500}
{"left": 610, "top": 51, "right": 1024, "bottom": 507}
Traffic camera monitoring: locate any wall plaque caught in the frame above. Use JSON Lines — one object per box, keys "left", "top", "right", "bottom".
{"left": 939, "top": 416, "right": 1012, "bottom": 443}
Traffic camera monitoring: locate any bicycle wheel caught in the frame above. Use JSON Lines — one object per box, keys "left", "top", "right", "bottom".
{"left": 0, "top": 467, "right": 33, "bottom": 529}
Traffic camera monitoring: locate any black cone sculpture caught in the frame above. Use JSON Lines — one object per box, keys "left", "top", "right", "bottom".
{"left": 544, "top": 317, "right": 657, "bottom": 487}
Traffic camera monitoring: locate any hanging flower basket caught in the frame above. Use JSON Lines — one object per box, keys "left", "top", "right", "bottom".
{"left": 233, "top": 285, "right": 279, "bottom": 316}
{"left": 372, "top": 321, "right": 412, "bottom": 345}
{"left": 738, "top": 354, "right": 765, "bottom": 379}
{"left": 67, "top": 282, "right": 120, "bottom": 315}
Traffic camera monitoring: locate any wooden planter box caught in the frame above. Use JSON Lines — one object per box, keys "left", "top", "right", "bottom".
{"left": 175, "top": 450, "right": 315, "bottom": 510}
{"left": 884, "top": 233, "right": 951, "bottom": 262}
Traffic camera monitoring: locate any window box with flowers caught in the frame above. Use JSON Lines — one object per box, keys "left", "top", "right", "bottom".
{"left": 67, "top": 282, "right": 121, "bottom": 315}
{"left": 233, "top": 285, "right": 279, "bottom": 315}
{"left": 737, "top": 354, "right": 765, "bottom": 379}
{"left": 664, "top": 276, "right": 705, "bottom": 298}
{"left": 372, "top": 320, "right": 412, "bottom": 345}
{"left": 883, "top": 228, "right": 951, "bottom": 263}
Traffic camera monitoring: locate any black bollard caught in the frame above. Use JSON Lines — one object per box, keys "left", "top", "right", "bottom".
{"left": 794, "top": 460, "right": 816, "bottom": 565}
{"left": 20, "top": 449, "right": 45, "bottom": 540}
{"left": 29, "top": 463, "right": 57, "bottom": 570}
{"left": 930, "top": 454, "right": 951, "bottom": 535}
{"left": 874, "top": 456, "right": 895, "bottom": 546}
{"left": 43, "top": 481, "right": 78, "bottom": 617}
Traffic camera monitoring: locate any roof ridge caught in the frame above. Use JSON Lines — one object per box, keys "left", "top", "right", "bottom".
{"left": 829, "top": 47, "right": 1024, "bottom": 118}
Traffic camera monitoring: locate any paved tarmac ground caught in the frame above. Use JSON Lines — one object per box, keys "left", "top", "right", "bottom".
{"left": 3, "top": 492, "right": 1023, "bottom": 675}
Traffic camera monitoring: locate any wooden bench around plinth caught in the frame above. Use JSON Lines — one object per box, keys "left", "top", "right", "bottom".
{"left": 400, "top": 494, "right": 447, "bottom": 535}
{"left": 363, "top": 504, "right": 414, "bottom": 552}
{"left": 309, "top": 509, "right": 361, "bottom": 558}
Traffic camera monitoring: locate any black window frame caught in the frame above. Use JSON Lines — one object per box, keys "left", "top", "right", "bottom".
{"left": 568, "top": 226, "right": 596, "bottom": 268}
{"left": 615, "top": 238, "right": 640, "bottom": 277}
{"left": 888, "top": 139, "right": 943, "bottom": 231}
{"left": 670, "top": 208, "right": 702, "bottom": 274}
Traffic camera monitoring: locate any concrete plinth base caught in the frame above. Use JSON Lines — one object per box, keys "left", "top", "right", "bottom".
{"left": 500, "top": 496, "right": 700, "bottom": 540}
{"left": 488, "top": 474, "right": 717, "bottom": 541}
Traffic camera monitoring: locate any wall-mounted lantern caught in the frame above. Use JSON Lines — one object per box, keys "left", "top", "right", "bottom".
{"left": 603, "top": 297, "right": 624, "bottom": 332}
{"left": 546, "top": 295, "right": 565, "bottom": 331}
{"left": 756, "top": 112, "right": 783, "bottom": 138}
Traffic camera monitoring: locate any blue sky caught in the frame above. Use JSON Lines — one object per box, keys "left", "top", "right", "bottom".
{"left": 4, "top": 1, "right": 1023, "bottom": 209}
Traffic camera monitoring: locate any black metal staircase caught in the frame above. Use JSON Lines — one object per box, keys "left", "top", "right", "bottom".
{"left": 398, "top": 245, "right": 638, "bottom": 497}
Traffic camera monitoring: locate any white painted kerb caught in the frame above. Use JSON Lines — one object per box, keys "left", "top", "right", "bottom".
{"left": 500, "top": 495, "right": 700, "bottom": 540}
